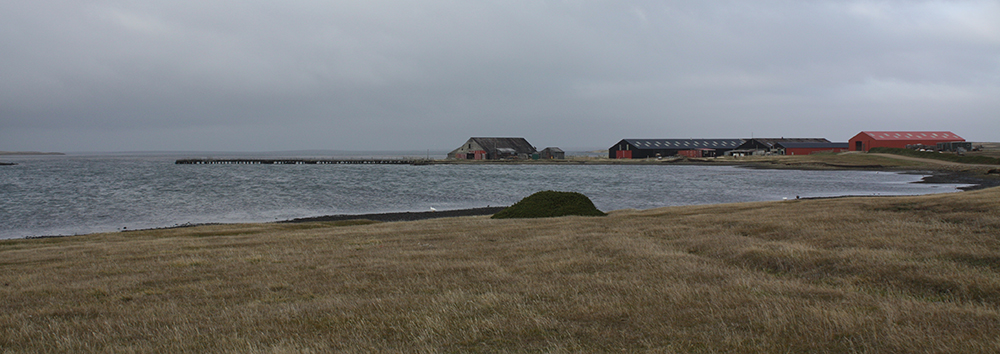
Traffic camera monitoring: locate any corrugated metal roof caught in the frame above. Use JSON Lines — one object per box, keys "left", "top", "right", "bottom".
{"left": 775, "top": 142, "right": 849, "bottom": 149}
{"left": 470, "top": 137, "right": 536, "bottom": 154}
{"left": 860, "top": 131, "right": 963, "bottom": 141}
{"left": 622, "top": 139, "right": 745, "bottom": 149}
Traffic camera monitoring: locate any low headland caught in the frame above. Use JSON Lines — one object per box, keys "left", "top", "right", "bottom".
{"left": 1, "top": 151, "right": 64, "bottom": 165}
{"left": 0, "top": 151, "right": 64, "bottom": 156}
{"left": 3, "top": 152, "right": 1000, "bottom": 352}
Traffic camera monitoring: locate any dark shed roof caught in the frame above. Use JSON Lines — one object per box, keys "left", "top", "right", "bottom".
{"left": 619, "top": 139, "right": 744, "bottom": 150}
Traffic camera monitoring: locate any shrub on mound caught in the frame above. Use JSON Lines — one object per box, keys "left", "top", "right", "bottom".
{"left": 492, "top": 191, "right": 606, "bottom": 219}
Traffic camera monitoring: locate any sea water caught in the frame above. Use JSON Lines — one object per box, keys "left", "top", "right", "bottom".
{"left": 0, "top": 153, "right": 972, "bottom": 239}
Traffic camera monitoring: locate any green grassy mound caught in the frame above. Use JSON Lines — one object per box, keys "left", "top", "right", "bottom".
{"left": 870, "top": 147, "right": 1000, "bottom": 165}
{"left": 492, "top": 191, "right": 606, "bottom": 219}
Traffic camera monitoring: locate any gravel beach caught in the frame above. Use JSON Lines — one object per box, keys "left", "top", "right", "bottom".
{"left": 282, "top": 206, "right": 508, "bottom": 223}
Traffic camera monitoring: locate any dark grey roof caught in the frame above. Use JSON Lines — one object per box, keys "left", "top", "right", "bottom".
{"left": 470, "top": 137, "right": 536, "bottom": 154}
{"left": 774, "top": 142, "right": 849, "bottom": 149}
{"left": 620, "top": 139, "right": 745, "bottom": 150}
{"left": 541, "top": 147, "right": 564, "bottom": 152}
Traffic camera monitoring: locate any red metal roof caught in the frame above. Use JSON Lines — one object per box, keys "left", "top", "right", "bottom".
{"left": 858, "top": 131, "right": 963, "bottom": 141}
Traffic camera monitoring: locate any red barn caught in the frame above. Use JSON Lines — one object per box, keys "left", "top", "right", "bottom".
{"left": 849, "top": 131, "right": 964, "bottom": 152}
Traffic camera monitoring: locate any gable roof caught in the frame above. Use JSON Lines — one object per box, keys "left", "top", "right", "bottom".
{"left": 618, "top": 139, "right": 745, "bottom": 150}
{"left": 470, "top": 137, "right": 536, "bottom": 154}
{"left": 857, "top": 131, "right": 963, "bottom": 141}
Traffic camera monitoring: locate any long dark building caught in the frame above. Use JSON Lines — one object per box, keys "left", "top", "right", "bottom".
{"left": 609, "top": 139, "right": 745, "bottom": 159}
{"left": 731, "top": 138, "right": 831, "bottom": 155}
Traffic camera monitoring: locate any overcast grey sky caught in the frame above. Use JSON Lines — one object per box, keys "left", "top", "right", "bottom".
{"left": 2, "top": 1, "right": 998, "bottom": 152}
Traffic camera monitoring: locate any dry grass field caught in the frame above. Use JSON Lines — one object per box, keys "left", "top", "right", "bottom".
{"left": 969, "top": 143, "right": 1000, "bottom": 159}
{"left": 4, "top": 187, "right": 1000, "bottom": 352}
{"left": 718, "top": 152, "right": 929, "bottom": 169}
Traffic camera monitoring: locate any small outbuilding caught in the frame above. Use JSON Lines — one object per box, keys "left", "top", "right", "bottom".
{"left": 849, "top": 131, "right": 964, "bottom": 152}
{"left": 448, "top": 137, "right": 537, "bottom": 160}
{"left": 937, "top": 141, "right": 973, "bottom": 152}
{"left": 539, "top": 147, "right": 565, "bottom": 159}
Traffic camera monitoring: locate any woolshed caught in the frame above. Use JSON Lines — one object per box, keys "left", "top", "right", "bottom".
{"left": 774, "top": 142, "right": 849, "bottom": 155}
{"left": 731, "top": 138, "right": 831, "bottom": 156}
{"left": 609, "top": 139, "right": 744, "bottom": 159}
{"left": 539, "top": 147, "right": 565, "bottom": 159}
{"left": 849, "top": 131, "right": 964, "bottom": 152}
{"left": 449, "top": 137, "right": 537, "bottom": 160}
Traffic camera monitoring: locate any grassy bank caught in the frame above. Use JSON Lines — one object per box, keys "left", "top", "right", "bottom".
{"left": 3, "top": 188, "right": 1000, "bottom": 352}
{"left": 870, "top": 147, "right": 1000, "bottom": 165}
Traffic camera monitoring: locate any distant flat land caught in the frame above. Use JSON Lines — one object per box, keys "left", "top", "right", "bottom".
{"left": 969, "top": 142, "right": 1000, "bottom": 159}
{"left": 0, "top": 151, "right": 64, "bottom": 156}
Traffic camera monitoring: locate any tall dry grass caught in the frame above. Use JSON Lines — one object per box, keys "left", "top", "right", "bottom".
{"left": 3, "top": 188, "right": 1000, "bottom": 352}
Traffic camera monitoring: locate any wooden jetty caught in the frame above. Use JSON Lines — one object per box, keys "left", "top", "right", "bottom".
{"left": 175, "top": 158, "right": 430, "bottom": 165}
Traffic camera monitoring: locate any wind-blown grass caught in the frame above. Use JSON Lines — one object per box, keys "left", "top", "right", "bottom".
{"left": 871, "top": 147, "right": 1000, "bottom": 165}
{"left": 3, "top": 188, "right": 1000, "bottom": 352}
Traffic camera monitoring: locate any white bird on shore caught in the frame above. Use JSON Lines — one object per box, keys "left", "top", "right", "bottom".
{"left": 430, "top": 207, "right": 437, "bottom": 212}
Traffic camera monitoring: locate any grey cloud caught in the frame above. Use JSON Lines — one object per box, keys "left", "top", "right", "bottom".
{"left": 2, "top": 1, "right": 998, "bottom": 152}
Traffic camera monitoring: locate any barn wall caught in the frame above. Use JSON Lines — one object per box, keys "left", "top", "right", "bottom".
{"left": 850, "top": 136, "right": 961, "bottom": 152}
{"left": 450, "top": 139, "right": 488, "bottom": 159}
{"left": 678, "top": 150, "right": 701, "bottom": 158}
{"left": 609, "top": 140, "right": 634, "bottom": 158}
{"left": 785, "top": 147, "right": 848, "bottom": 155}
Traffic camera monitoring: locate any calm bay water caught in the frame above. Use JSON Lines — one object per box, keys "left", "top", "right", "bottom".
{"left": 0, "top": 153, "right": 972, "bottom": 239}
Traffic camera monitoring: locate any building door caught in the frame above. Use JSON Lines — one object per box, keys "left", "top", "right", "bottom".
{"left": 616, "top": 150, "right": 632, "bottom": 159}
{"left": 855, "top": 141, "right": 864, "bottom": 151}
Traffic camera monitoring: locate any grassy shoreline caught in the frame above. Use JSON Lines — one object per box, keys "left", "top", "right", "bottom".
{"left": 450, "top": 152, "right": 1000, "bottom": 189}
{"left": 4, "top": 183, "right": 1000, "bottom": 352}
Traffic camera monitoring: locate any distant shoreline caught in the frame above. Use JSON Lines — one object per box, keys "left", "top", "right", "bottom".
{"left": 0, "top": 151, "right": 65, "bottom": 156}
{"left": 22, "top": 206, "right": 510, "bottom": 238}
{"left": 281, "top": 206, "right": 507, "bottom": 223}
